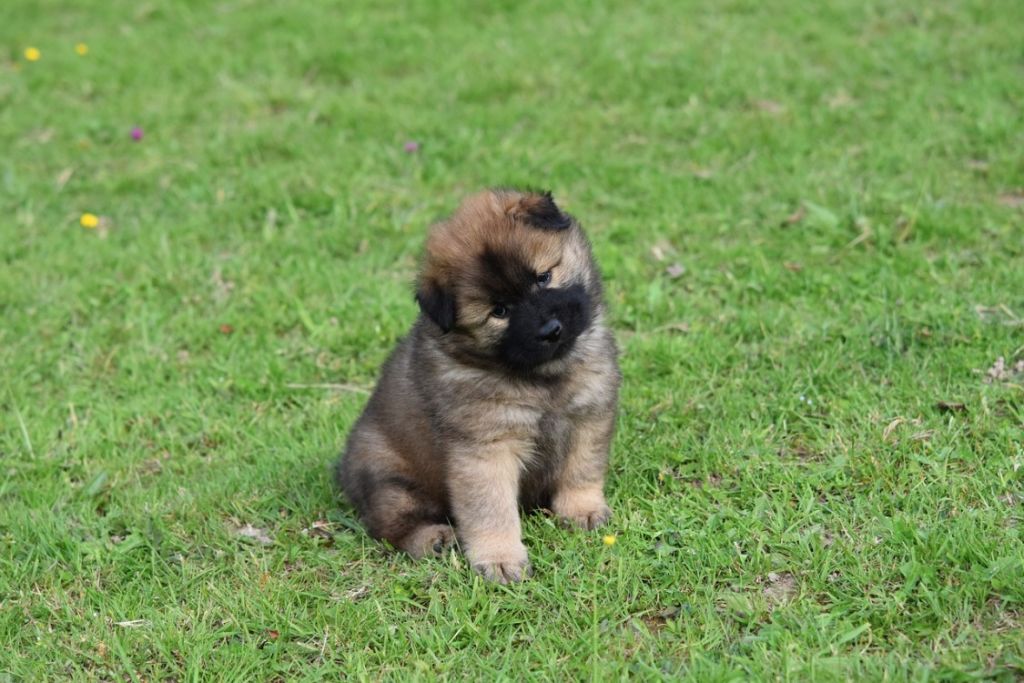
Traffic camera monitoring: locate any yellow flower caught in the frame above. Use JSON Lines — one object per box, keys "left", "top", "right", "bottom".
{"left": 75, "top": 43, "right": 89, "bottom": 56}
{"left": 602, "top": 534, "right": 617, "bottom": 546}
{"left": 24, "top": 47, "right": 41, "bottom": 62}
{"left": 80, "top": 213, "right": 99, "bottom": 229}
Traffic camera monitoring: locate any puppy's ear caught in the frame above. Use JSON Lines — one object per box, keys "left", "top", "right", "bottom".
{"left": 516, "top": 190, "right": 572, "bottom": 231}
{"left": 415, "top": 280, "right": 456, "bottom": 333}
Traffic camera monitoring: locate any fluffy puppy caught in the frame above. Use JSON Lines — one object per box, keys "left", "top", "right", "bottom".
{"left": 337, "top": 189, "right": 620, "bottom": 582}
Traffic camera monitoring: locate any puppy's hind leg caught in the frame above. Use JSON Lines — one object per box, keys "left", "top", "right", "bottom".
{"left": 398, "top": 520, "right": 457, "bottom": 559}
{"left": 339, "top": 423, "right": 454, "bottom": 559}
{"left": 341, "top": 458, "right": 453, "bottom": 559}
{"left": 360, "top": 477, "right": 454, "bottom": 559}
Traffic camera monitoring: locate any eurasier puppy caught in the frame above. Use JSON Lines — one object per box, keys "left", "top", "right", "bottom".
{"left": 337, "top": 189, "right": 620, "bottom": 582}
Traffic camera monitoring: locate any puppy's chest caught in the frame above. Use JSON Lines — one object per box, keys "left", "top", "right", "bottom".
{"left": 467, "top": 388, "right": 570, "bottom": 439}
{"left": 441, "top": 357, "right": 614, "bottom": 441}
{"left": 475, "top": 378, "right": 600, "bottom": 441}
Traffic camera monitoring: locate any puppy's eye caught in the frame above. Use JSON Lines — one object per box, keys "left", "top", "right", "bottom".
{"left": 491, "top": 304, "right": 510, "bottom": 319}
{"left": 536, "top": 271, "right": 552, "bottom": 287}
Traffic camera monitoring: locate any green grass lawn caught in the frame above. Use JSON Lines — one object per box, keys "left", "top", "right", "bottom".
{"left": 3, "top": 0, "right": 1023, "bottom": 679}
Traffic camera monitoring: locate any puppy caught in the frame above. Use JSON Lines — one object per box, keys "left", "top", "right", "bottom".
{"left": 336, "top": 189, "right": 620, "bottom": 582}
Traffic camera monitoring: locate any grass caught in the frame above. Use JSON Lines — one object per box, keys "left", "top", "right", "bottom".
{"left": 2, "top": 0, "right": 1023, "bottom": 679}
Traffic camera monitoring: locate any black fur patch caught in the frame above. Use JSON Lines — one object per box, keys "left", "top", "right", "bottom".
{"left": 478, "top": 246, "right": 535, "bottom": 303}
{"left": 521, "top": 191, "right": 572, "bottom": 231}
{"left": 381, "top": 475, "right": 420, "bottom": 493}
{"left": 415, "top": 283, "right": 456, "bottom": 333}
{"left": 497, "top": 284, "right": 591, "bottom": 370}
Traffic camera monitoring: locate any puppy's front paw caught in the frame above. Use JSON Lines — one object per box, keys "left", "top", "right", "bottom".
{"left": 469, "top": 544, "right": 531, "bottom": 583}
{"left": 552, "top": 489, "right": 612, "bottom": 530}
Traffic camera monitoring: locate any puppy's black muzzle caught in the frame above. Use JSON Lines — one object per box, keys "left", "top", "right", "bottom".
{"left": 499, "top": 285, "right": 591, "bottom": 370}
{"left": 538, "top": 318, "right": 562, "bottom": 342}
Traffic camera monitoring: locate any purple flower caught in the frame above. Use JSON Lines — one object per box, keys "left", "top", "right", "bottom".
{"left": 403, "top": 140, "right": 420, "bottom": 153}
{"left": 131, "top": 127, "right": 143, "bottom": 141}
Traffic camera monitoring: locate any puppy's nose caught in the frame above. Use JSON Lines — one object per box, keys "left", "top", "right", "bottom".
{"left": 538, "top": 319, "right": 562, "bottom": 342}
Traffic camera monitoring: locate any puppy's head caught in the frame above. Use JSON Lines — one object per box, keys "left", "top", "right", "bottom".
{"left": 416, "top": 189, "right": 602, "bottom": 373}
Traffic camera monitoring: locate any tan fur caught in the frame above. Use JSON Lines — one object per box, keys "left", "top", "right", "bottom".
{"left": 337, "top": 189, "right": 620, "bottom": 582}
{"left": 401, "top": 523, "right": 456, "bottom": 560}
{"left": 550, "top": 413, "right": 615, "bottom": 529}
{"left": 448, "top": 442, "right": 529, "bottom": 581}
